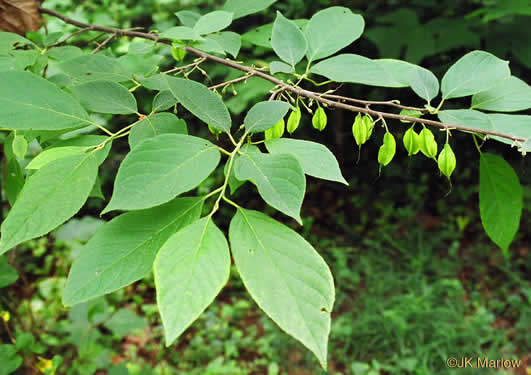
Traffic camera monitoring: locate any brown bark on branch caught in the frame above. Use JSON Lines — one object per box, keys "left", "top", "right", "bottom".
{"left": 38, "top": 7, "right": 526, "bottom": 143}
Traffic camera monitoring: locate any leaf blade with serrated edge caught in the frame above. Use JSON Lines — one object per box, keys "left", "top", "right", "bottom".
{"left": 229, "top": 208, "right": 334, "bottom": 368}
{"left": 103, "top": 134, "right": 220, "bottom": 213}
{"left": 0, "top": 71, "right": 91, "bottom": 131}
{"left": 155, "top": 217, "right": 230, "bottom": 345}
{"left": 0, "top": 153, "right": 99, "bottom": 253}
{"left": 63, "top": 198, "right": 203, "bottom": 306}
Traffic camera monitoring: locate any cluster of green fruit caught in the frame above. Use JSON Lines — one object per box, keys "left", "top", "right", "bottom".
{"left": 351, "top": 112, "right": 456, "bottom": 178}
{"left": 220, "top": 104, "right": 456, "bottom": 180}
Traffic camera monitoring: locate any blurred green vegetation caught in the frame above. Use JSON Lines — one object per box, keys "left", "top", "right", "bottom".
{"left": 1, "top": 0, "right": 530, "bottom": 374}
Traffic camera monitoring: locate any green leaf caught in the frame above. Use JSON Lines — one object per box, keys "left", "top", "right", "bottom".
{"left": 194, "top": 37, "right": 226, "bottom": 55}
{"left": 229, "top": 209, "right": 334, "bottom": 368}
{"left": 310, "top": 54, "right": 432, "bottom": 88}
{"left": 409, "top": 66, "right": 439, "bottom": 102}
{"left": 0, "top": 154, "right": 99, "bottom": 254}
{"left": 26, "top": 146, "right": 88, "bottom": 170}
{"left": 152, "top": 90, "right": 179, "bottom": 112}
{"left": 272, "top": 12, "right": 307, "bottom": 66}
{"left": 5, "top": 159, "right": 24, "bottom": 206}
{"left": 165, "top": 76, "right": 232, "bottom": 133}
{"left": 12, "top": 134, "right": 28, "bottom": 160}
{"left": 63, "top": 198, "right": 202, "bottom": 306}
{"left": 487, "top": 114, "right": 531, "bottom": 146}
{"left": 270, "top": 61, "right": 294, "bottom": 74}
{"left": 0, "top": 50, "right": 39, "bottom": 72}
{"left": 155, "top": 217, "right": 230, "bottom": 345}
{"left": 438, "top": 109, "right": 494, "bottom": 133}
{"left": 46, "top": 46, "right": 84, "bottom": 61}
{"left": 207, "top": 31, "right": 241, "bottom": 58}
{"left": 304, "top": 7, "right": 364, "bottom": 62}
{"left": 70, "top": 80, "right": 138, "bottom": 115}
{"left": 244, "top": 101, "right": 290, "bottom": 133}
{"left": 0, "top": 71, "right": 91, "bottom": 131}
{"left": 0, "top": 31, "right": 35, "bottom": 51}
{"left": 104, "top": 309, "right": 147, "bottom": 337}
{"left": 56, "top": 54, "right": 130, "bottom": 83}
{"left": 193, "top": 11, "right": 233, "bottom": 35}
{"left": 441, "top": 50, "right": 510, "bottom": 99}
{"left": 242, "top": 19, "right": 307, "bottom": 49}
{"left": 48, "top": 135, "right": 112, "bottom": 166}
{"left": 128, "top": 113, "right": 187, "bottom": 149}
{"left": 0, "top": 256, "right": 18, "bottom": 288}
{"left": 0, "top": 344, "right": 23, "bottom": 375}
{"left": 265, "top": 138, "right": 348, "bottom": 185}
{"left": 234, "top": 148, "right": 305, "bottom": 224}
{"left": 118, "top": 53, "right": 162, "bottom": 77}
{"left": 128, "top": 41, "right": 153, "bottom": 55}
{"left": 160, "top": 26, "right": 203, "bottom": 41}
{"left": 471, "top": 76, "right": 531, "bottom": 112}
{"left": 175, "top": 10, "right": 201, "bottom": 27}
{"left": 103, "top": 134, "right": 220, "bottom": 213}
{"left": 479, "top": 153, "right": 522, "bottom": 252}
{"left": 223, "top": 0, "right": 278, "bottom": 19}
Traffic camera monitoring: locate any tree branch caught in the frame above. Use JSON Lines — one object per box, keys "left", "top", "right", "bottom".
{"left": 38, "top": 7, "right": 526, "bottom": 143}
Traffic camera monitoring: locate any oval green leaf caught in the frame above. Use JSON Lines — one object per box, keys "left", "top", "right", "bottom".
{"left": 165, "top": 76, "right": 231, "bottom": 133}
{"left": 70, "top": 80, "right": 138, "bottom": 115}
{"left": 103, "top": 134, "right": 220, "bottom": 213}
{"left": 305, "top": 7, "right": 364, "bottom": 62}
{"left": 244, "top": 101, "right": 290, "bottom": 133}
{"left": 409, "top": 66, "right": 439, "bottom": 102}
{"left": 57, "top": 54, "right": 130, "bottom": 83}
{"left": 229, "top": 208, "right": 334, "bottom": 369}
{"left": 193, "top": 11, "right": 233, "bottom": 35}
{"left": 0, "top": 154, "right": 99, "bottom": 254}
{"left": 311, "top": 54, "right": 434, "bottom": 89}
{"left": 441, "top": 50, "right": 510, "bottom": 99}
{"left": 272, "top": 12, "right": 307, "bottom": 66}
{"left": 155, "top": 217, "right": 230, "bottom": 345}
{"left": 479, "top": 153, "right": 522, "bottom": 252}
{"left": 0, "top": 71, "right": 91, "bottom": 131}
